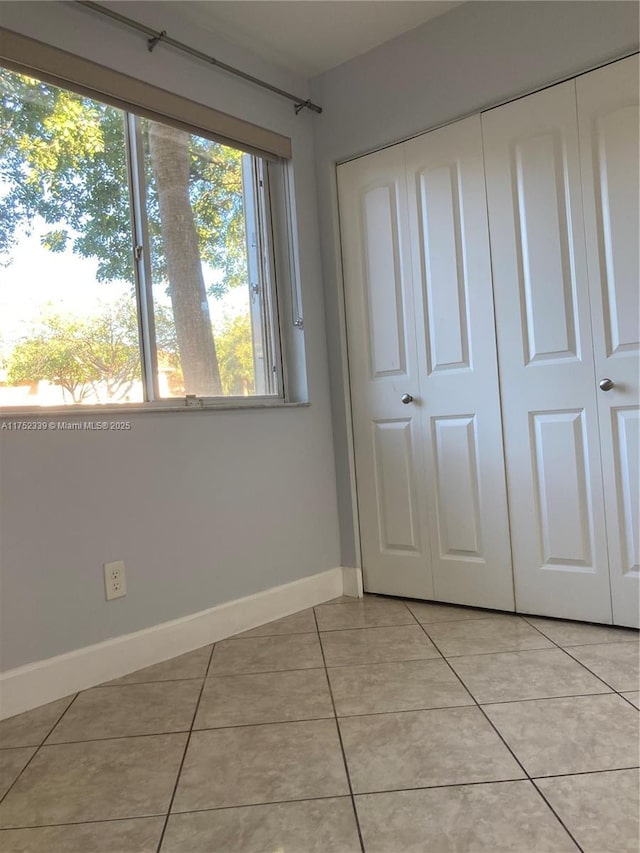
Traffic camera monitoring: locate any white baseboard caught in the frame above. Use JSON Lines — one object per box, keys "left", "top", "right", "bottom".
{"left": 0, "top": 566, "right": 355, "bottom": 720}
{"left": 342, "top": 566, "right": 363, "bottom": 598}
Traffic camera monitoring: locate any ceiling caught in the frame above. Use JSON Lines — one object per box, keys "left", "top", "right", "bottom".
{"left": 172, "top": 1, "right": 464, "bottom": 77}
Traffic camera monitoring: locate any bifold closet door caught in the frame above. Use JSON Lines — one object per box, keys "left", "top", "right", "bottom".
{"left": 577, "top": 55, "right": 639, "bottom": 627}
{"left": 338, "top": 117, "right": 514, "bottom": 609}
{"left": 482, "top": 81, "right": 612, "bottom": 623}
{"left": 338, "top": 145, "right": 434, "bottom": 599}
{"left": 404, "top": 116, "right": 514, "bottom": 610}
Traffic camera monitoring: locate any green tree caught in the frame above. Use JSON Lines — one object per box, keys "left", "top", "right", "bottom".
{"left": 0, "top": 68, "right": 248, "bottom": 395}
{"left": 216, "top": 313, "right": 255, "bottom": 396}
{"left": 7, "top": 314, "right": 99, "bottom": 403}
{"left": 6, "top": 299, "right": 178, "bottom": 403}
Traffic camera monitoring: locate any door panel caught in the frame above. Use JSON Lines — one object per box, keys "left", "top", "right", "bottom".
{"left": 432, "top": 416, "right": 483, "bottom": 559}
{"left": 372, "top": 419, "right": 422, "bottom": 553}
{"left": 482, "top": 81, "right": 612, "bottom": 622}
{"left": 595, "top": 105, "right": 639, "bottom": 354}
{"left": 578, "top": 55, "right": 640, "bottom": 626}
{"left": 530, "top": 410, "right": 596, "bottom": 569}
{"left": 613, "top": 408, "right": 640, "bottom": 575}
{"left": 513, "top": 132, "right": 580, "bottom": 363}
{"left": 362, "top": 185, "right": 407, "bottom": 376}
{"left": 418, "top": 165, "right": 471, "bottom": 373}
{"left": 338, "top": 146, "right": 434, "bottom": 599}
{"left": 406, "top": 115, "right": 514, "bottom": 610}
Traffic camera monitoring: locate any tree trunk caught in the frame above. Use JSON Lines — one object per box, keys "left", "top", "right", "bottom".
{"left": 148, "top": 122, "right": 222, "bottom": 396}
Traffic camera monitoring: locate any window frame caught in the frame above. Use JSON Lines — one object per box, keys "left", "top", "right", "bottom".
{"left": 0, "top": 48, "right": 302, "bottom": 415}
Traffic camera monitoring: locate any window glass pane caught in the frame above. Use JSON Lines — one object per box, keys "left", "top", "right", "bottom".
{"left": 0, "top": 67, "right": 143, "bottom": 406}
{"left": 140, "top": 118, "right": 269, "bottom": 398}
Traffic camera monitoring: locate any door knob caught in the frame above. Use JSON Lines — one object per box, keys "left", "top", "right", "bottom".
{"left": 599, "top": 378, "right": 615, "bottom": 392}
{"left": 401, "top": 393, "right": 414, "bottom": 404}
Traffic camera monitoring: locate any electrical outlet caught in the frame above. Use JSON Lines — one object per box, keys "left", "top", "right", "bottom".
{"left": 104, "top": 560, "right": 127, "bottom": 601}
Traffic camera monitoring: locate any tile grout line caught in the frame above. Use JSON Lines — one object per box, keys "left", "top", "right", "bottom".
{"left": 211, "top": 631, "right": 318, "bottom": 648}
{"left": 0, "top": 813, "right": 167, "bottom": 834}
{"left": 313, "top": 606, "right": 366, "bottom": 853}
{"left": 408, "top": 609, "right": 586, "bottom": 853}
{"left": 89, "top": 677, "right": 206, "bottom": 691}
{"left": 0, "top": 795, "right": 353, "bottom": 833}
{"left": 0, "top": 692, "right": 80, "bottom": 810}
{"left": 10, "top": 684, "right": 629, "bottom": 751}
{"left": 471, "top": 690, "right": 614, "bottom": 707}
{"left": 35, "top": 716, "right": 347, "bottom": 746}
{"left": 530, "top": 765, "right": 640, "bottom": 780}
{"left": 154, "top": 642, "right": 217, "bottom": 853}
{"left": 618, "top": 693, "right": 640, "bottom": 710}
{"left": 21, "top": 730, "right": 201, "bottom": 747}
{"left": 78, "top": 657, "right": 473, "bottom": 693}
{"left": 3, "top": 767, "right": 640, "bottom": 835}
{"left": 209, "top": 656, "right": 441, "bottom": 672}
{"left": 207, "top": 664, "right": 320, "bottom": 677}
{"left": 318, "top": 621, "right": 417, "bottom": 633}
{"left": 398, "top": 644, "right": 553, "bottom": 659}
{"left": 188, "top": 703, "right": 469, "bottom": 729}
{"left": 520, "top": 617, "right": 638, "bottom": 699}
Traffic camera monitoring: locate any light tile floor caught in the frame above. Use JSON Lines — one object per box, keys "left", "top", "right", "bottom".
{"left": 0, "top": 595, "right": 638, "bottom": 852}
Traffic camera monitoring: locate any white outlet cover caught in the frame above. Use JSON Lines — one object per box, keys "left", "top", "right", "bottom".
{"left": 104, "top": 560, "right": 127, "bottom": 601}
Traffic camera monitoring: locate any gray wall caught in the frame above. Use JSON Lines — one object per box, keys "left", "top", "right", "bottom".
{"left": 0, "top": 1, "right": 340, "bottom": 669}
{"left": 310, "top": 1, "right": 640, "bottom": 567}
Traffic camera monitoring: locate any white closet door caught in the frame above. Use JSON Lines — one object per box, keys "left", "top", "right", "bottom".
{"left": 578, "top": 55, "right": 640, "bottom": 628}
{"left": 338, "top": 146, "right": 434, "bottom": 599}
{"left": 483, "top": 81, "right": 612, "bottom": 623}
{"left": 404, "top": 116, "right": 514, "bottom": 610}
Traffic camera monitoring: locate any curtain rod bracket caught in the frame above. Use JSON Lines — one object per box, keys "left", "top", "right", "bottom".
{"left": 147, "top": 30, "right": 166, "bottom": 53}
{"left": 294, "top": 99, "right": 322, "bottom": 116}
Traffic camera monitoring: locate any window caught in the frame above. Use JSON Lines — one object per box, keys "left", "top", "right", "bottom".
{"left": 0, "top": 67, "right": 287, "bottom": 409}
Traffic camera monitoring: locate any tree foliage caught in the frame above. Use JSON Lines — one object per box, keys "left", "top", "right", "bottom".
{"left": 0, "top": 71, "right": 134, "bottom": 281}
{"left": 7, "top": 300, "right": 145, "bottom": 403}
{"left": 8, "top": 315, "right": 97, "bottom": 403}
{"left": 6, "top": 300, "right": 255, "bottom": 403}
{"left": 0, "top": 68, "right": 247, "bottom": 293}
{"left": 216, "top": 313, "right": 255, "bottom": 396}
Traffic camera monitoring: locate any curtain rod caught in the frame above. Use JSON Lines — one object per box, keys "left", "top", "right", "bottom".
{"left": 76, "top": 1, "right": 323, "bottom": 115}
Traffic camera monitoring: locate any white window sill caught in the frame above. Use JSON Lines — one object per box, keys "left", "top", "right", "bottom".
{"left": 0, "top": 399, "right": 310, "bottom": 419}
